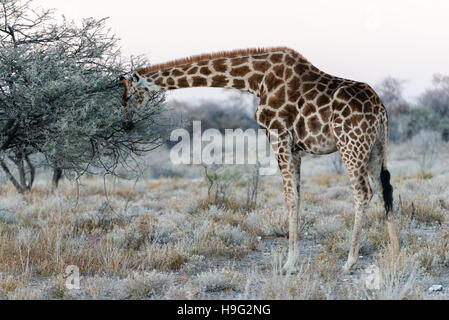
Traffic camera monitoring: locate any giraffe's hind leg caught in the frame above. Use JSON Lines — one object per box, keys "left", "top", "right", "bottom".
{"left": 343, "top": 164, "right": 372, "bottom": 272}
{"left": 366, "top": 130, "right": 385, "bottom": 202}
{"left": 336, "top": 142, "right": 372, "bottom": 273}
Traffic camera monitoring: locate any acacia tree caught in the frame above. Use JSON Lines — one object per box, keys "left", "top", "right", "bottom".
{"left": 0, "top": 0, "right": 171, "bottom": 193}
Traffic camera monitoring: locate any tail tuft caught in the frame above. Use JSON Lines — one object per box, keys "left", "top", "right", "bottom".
{"left": 380, "top": 166, "right": 393, "bottom": 216}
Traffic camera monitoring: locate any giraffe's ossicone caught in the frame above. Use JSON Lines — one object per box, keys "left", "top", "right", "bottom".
{"left": 121, "top": 47, "right": 399, "bottom": 273}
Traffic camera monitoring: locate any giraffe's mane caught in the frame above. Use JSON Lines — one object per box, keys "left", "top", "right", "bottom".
{"left": 137, "top": 46, "right": 301, "bottom": 75}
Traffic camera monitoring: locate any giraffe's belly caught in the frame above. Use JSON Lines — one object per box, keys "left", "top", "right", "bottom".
{"left": 294, "top": 138, "right": 337, "bottom": 155}
{"left": 292, "top": 127, "right": 338, "bottom": 155}
{"left": 290, "top": 101, "right": 338, "bottom": 155}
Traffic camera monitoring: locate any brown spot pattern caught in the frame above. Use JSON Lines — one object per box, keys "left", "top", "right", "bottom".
{"left": 270, "top": 53, "right": 283, "bottom": 64}
{"left": 230, "top": 65, "right": 251, "bottom": 77}
{"left": 187, "top": 67, "right": 198, "bottom": 74}
{"left": 213, "top": 59, "right": 228, "bottom": 73}
{"left": 273, "top": 65, "right": 285, "bottom": 78}
{"left": 233, "top": 79, "right": 246, "bottom": 89}
{"left": 200, "top": 67, "right": 212, "bottom": 76}
{"left": 302, "top": 103, "right": 316, "bottom": 117}
{"left": 171, "top": 69, "right": 183, "bottom": 77}
{"left": 248, "top": 74, "right": 263, "bottom": 92}
{"left": 192, "top": 77, "right": 207, "bottom": 87}
{"left": 211, "top": 75, "right": 228, "bottom": 87}
{"left": 265, "top": 72, "right": 283, "bottom": 92}
{"left": 231, "top": 57, "right": 249, "bottom": 66}
{"left": 177, "top": 77, "right": 189, "bottom": 87}
{"left": 268, "top": 86, "right": 286, "bottom": 109}
{"left": 252, "top": 60, "right": 271, "bottom": 73}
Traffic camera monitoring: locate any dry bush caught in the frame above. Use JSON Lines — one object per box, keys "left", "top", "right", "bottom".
{"left": 0, "top": 275, "right": 26, "bottom": 298}
{"left": 84, "top": 276, "right": 127, "bottom": 299}
{"left": 188, "top": 218, "right": 256, "bottom": 259}
{"left": 414, "top": 229, "right": 449, "bottom": 273}
{"left": 262, "top": 249, "right": 324, "bottom": 300}
{"left": 369, "top": 250, "right": 424, "bottom": 300}
{"left": 244, "top": 208, "right": 315, "bottom": 238}
{"left": 397, "top": 197, "right": 446, "bottom": 225}
{"left": 311, "top": 173, "right": 348, "bottom": 187}
{"left": 196, "top": 267, "right": 243, "bottom": 293}
{"left": 125, "top": 271, "right": 172, "bottom": 299}
{"left": 140, "top": 245, "right": 189, "bottom": 272}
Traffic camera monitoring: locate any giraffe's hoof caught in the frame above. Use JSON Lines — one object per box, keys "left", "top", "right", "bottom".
{"left": 281, "top": 267, "right": 297, "bottom": 275}
{"left": 343, "top": 266, "right": 354, "bottom": 275}
{"left": 343, "top": 262, "right": 355, "bottom": 275}
{"left": 281, "top": 261, "right": 297, "bottom": 275}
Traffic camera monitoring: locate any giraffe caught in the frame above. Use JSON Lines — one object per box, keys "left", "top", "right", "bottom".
{"left": 120, "top": 47, "right": 399, "bottom": 273}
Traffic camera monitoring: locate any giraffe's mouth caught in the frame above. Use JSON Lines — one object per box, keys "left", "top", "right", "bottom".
{"left": 123, "top": 120, "right": 135, "bottom": 132}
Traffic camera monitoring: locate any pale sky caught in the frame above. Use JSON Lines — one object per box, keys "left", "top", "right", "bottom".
{"left": 36, "top": 0, "right": 449, "bottom": 104}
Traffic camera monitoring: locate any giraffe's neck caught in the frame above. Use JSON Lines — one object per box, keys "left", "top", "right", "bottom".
{"left": 137, "top": 50, "right": 300, "bottom": 97}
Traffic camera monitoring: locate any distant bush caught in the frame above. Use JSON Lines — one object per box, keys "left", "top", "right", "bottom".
{"left": 375, "top": 76, "right": 411, "bottom": 117}
{"left": 201, "top": 164, "right": 262, "bottom": 212}
{"left": 389, "top": 106, "right": 449, "bottom": 142}
{"left": 410, "top": 130, "right": 442, "bottom": 171}
{"left": 170, "top": 91, "right": 259, "bottom": 137}
{"left": 377, "top": 75, "right": 449, "bottom": 142}
{"left": 419, "top": 74, "right": 449, "bottom": 118}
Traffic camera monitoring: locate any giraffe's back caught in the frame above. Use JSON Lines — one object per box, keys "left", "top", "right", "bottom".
{"left": 291, "top": 70, "right": 354, "bottom": 154}
{"left": 268, "top": 53, "right": 355, "bottom": 155}
{"left": 292, "top": 77, "right": 383, "bottom": 155}
{"left": 252, "top": 48, "right": 385, "bottom": 156}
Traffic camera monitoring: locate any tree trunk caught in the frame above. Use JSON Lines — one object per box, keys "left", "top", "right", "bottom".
{"left": 51, "top": 168, "right": 63, "bottom": 192}
{"left": 0, "top": 159, "right": 24, "bottom": 193}
{"left": 24, "top": 154, "right": 35, "bottom": 189}
{"left": 0, "top": 151, "right": 35, "bottom": 193}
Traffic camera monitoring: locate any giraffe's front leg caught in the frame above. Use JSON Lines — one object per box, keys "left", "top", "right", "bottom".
{"left": 291, "top": 148, "right": 302, "bottom": 201}
{"left": 271, "top": 139, "right": 300, "bottom": 274}
{"left": 282, "top": 148, "right": 302, "bottom": 274}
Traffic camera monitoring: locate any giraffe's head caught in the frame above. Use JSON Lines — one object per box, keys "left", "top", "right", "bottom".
{"left": 120, "top": 72, "right": 160, "bottom": 116}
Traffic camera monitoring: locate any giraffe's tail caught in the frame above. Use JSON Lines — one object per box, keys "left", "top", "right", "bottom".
{"left": 379, "top": 105, "right": 399, "bottom": 257}
{"left": 379, "top": 106, "right": 393, "bottom": 216}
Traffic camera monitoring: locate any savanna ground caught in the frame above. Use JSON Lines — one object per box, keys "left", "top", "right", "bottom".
{"left": 0, "top": 141, "right": 448, "bottom": 300}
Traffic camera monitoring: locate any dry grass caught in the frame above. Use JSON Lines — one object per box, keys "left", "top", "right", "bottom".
{"left": 0, "top": 142, "right": 448, "bottom": 300}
